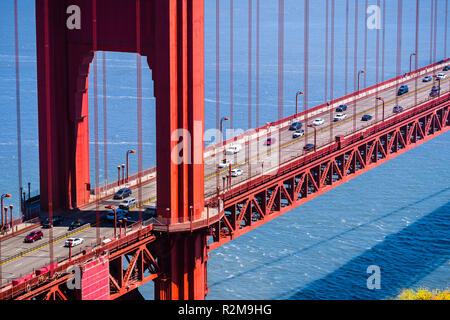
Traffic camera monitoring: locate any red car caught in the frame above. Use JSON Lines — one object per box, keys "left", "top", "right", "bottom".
{"left": 265, "top": 137, "right": 276, "bottom": 145}
{"left": 24, "top": 230, "right": 43, "bottom": 243}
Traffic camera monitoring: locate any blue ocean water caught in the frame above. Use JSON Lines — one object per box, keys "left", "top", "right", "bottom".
{"left": 0, "top": 0, "right": 448, "bottom": 299}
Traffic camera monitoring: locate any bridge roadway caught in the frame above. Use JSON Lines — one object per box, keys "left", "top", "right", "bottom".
{"left": 1, "top": 65, "right": 449, "bottom": 286}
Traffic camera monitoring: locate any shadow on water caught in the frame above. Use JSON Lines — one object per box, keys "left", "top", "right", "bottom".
{"left": 284, "top": 200, "right": 450, "bottom": 300}
{"left": 208, "top": 187, "right": 450, "bottom": 299}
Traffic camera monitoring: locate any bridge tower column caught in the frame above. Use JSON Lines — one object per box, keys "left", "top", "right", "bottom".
{"left": 155, "top": 231, "right": 208, "bottom": 300}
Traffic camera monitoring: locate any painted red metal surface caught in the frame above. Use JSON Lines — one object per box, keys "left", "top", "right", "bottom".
{"left": 80, "top": 255, "right": 110, "bottom": 300}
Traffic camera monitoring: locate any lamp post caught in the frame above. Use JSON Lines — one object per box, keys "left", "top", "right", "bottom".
{"left": 121, "top": 164, "right": 125, "bottom": 184}
{"left": 376, "top": 97, "right": 385, "bottom": 121}
{"left": 307, "top": 124, "right": 317, "bottom": 152}
{"left": 105, "top": 205, "right": 117, "bottom": 238}
{"left": 409, "top": 52, "right": 416, "bottom": 74}
{"left": 219, "top": 117, "right": 230, "bottom": 145}
{"left": 358, "top": 70, "right": 366, "bottom": 93}
{"left": 295, "top": 91, "right": 304, "bottom": 117}
{"left": 126, "top": 149, "right": 136, "bottom": 183}
{"left": 1, "top": 193, "right": 11, "bottom": 228}
{"left": 9, "top": 205, "right": 13, "bottom": 232}
{"left": 117, "top": 166, "right": 121, "bottom": 186}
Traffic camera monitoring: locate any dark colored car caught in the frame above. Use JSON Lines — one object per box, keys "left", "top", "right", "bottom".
{"left": 289, "top": 122, "right": 303, "bottom": 131}
{"left": 361, "top": 114, "right": 373, "bottom": 121}
{"left": 68, "top": 219, "right": 88, "bottom": 231}
{"left": 443, "top": 66, "right": 450, "bottom": 71}
{"left": 397, "top": 85, "right": 409, "bottom": 96}
{"left": 430, "top": 85, "right": 440, "bottom": 97}
{"left": 336, "top": 104, "right": 348, "bottom": 112}
{"left": 24, "top": 230, "right": 43, "bottom": 243}
{"left": 113, "top": 188, "right": 132, "bottom": 200}
{"left": 303, "top": 144, "right": 315, "bottom": 152}
{"left": 41, "top": 216, "right": 64, "bottom": 228}
{"left": 393, "top": 105, "right": 404, "bottom": 114}
{"left": 106, "top": 209, "right": 129, "bottom": 221}
{"left": 265, "top": 138, "right": 276, "bottom": 145}
{"left": 144, "top": 206, "right": 157, "bottom": 218}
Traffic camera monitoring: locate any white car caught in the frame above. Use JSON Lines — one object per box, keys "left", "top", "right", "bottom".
{"left": 312, "top": 118, "right": 324, "bottom": 126}
{"left": 65, "top": 237, "right": 84, "bottom": 247}
{"left": 230, "top": 169, "right": 243, "bottom": 177}
{"left": 293, "top": 129, "right": 305, "bottom": 139}
{"left": 333, "top": 113, "right": 347, "bottom": 122}
{"left": 218, "top": 159, "right": 233, "bottom": 169}
{"left": 225, "top": 144, "right": 242, "bottom": 154}
{"left": 119, "top": 197, "right": 137, "bottom": 210}
{"left": 436, "top": 73, "right": 447, "bottom": 80}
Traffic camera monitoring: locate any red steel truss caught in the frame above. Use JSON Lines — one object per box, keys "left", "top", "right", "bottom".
{"left": 208, "top": 94, "right": 450, "bottom": 250}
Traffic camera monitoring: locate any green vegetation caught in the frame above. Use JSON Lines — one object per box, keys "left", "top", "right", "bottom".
{"left": 397, "top": 288, "right": 450, "bottom": 300}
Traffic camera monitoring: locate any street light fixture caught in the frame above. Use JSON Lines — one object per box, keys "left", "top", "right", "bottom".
{"left": 219, "top": 117, "right": 230, "bottom": 145}
{"left": 1, "top": 193, "right": 11, "bottom": 228}
{"left": 358, "top": 70, "right": 366, "bottom": 93}
{"left": 121, "top": 164, "right": 125, "bottom": 184}
{"left": 376, "top": 97, "right": 385, "bottom": 122}
{"left": 126, "top": 149, "right": 136, "bottom": 183}
{"left": 295, "top": 91, "right": 304, "bottom": 118}
{"left": 409, "top": 52, "right": 417, "bottom": 74}
{"left": 105, "top": 205, "right": 117, "bottom": 238}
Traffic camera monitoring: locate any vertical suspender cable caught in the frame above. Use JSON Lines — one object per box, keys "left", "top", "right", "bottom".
{"left": 325, "top": 0, "right": 329, "bottom": 104}
{"left": 278, "top": 0, "right": 284, "bottom": 120}
{"left": 230, "top": 0, "right": 234, "bottom": 130}
{"left": 136, "top": 0, "right": 143, "bottom": 223}
{"left": 14, "top": 0, "right": 23, "bottom": 218}
{"left": 445, "top": 0, "right": 448, "bottom": 59}
{"left": 304, "top": 0, "right": 309, "bottom": 143}
{"left": 382, "top": 0, "right": 386, "bottom": 81}
{"left": 345, "top": 0, "right": 349, "bottom": 95}
{"left": 433, "top": 0, "right": 437, "bottom": 63}
{"left": 248, "top": 0, "right": 252, "bottom": 130}
{"left": 364, "top": 0, "right": 368, "bottom": 88}
{"left": 415, "top": 0, "right": 420, "bottom": 106}
{"left": 329, "top": 0, "right": 335, "bottom": 143}
{"left": 376, "top": 0, "right": 380, "bottom": 122}
{"left": 102, "top": 52, "right": 108, "bottom": 188}
{"left": 430, "top": 0, "right": 434, "bottom": 64}
{"left": 216, "top": 0, "right": 220, "bottom": 130}
{"left": 256, "top": 0, "right": 260, "bottom": 128}
{"left": 353, "top": 0, "right": 358, "bottom": 132}
{"left": 395, "top": 0, "right": 402, "bottom": 107}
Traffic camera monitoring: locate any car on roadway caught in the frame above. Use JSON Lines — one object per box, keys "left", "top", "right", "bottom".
{"left": 41, "top": 215, "right": 64, "bottom": 228}
{"left": 422, "top": 75, "right": 432, "bottom": 82}
{"left": 430, "top": 85, "right": 440, "bottom": 97}
{"left": 119, "top": 197, "right": 137, "bottom": 210}
{"left": 64, "top": 238, "right": 84, "bottom": 247}
{"left": 24, "top": 230, "right": 43, "bottom": 243}
{"left": 113, "top": 188, "right": 132, "bottom": 200}
{"left": 230, "top": 169, "right": 243, "bottom": 177}
{"left": 68, "top": 219, "right": 88, "bottom": 231}
{"left": 397, "top": 85, "right": 409, "bottom": 96}
{"left": 144, "top": 206, "right": 157, "bottom": 218}
{"left": 393, "top": 105, "right": 404, "bottom": 114}
{"left": 336, "top": 104, "right": 348, "bottom": 112}
{"left": 303, "top": 144, "right": 315, "bottom": 152}
{"left": 265, "top": 137, "right": 276, "bottom": 145}
{"left": 312, "top": 118, "right": 324, "bottom": 126}
{"left": 289, "top": 122, "right": 303, "bottom": 131}
{"left": 293, "top": 129, "right": 305, "bottom": 139}
{"left": 106, "top": 208, "right": 129, "bottom": 221}
{"left": 225, "top": 144, "right": 242, "bottom": 154}
{"left": 443, "top": 65, "right": 450, "bottom": 71}
{"left": 435, "top": 73, "right": 447, "bottom": 80}
{"left": 218, "top": 159, "right": 233, "bottom": 169}
{"left": 361, "top": 114, "right": 373, "bottom": 122}
{"left": 333, "top": 113, "right": 347, "bottom": 122}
